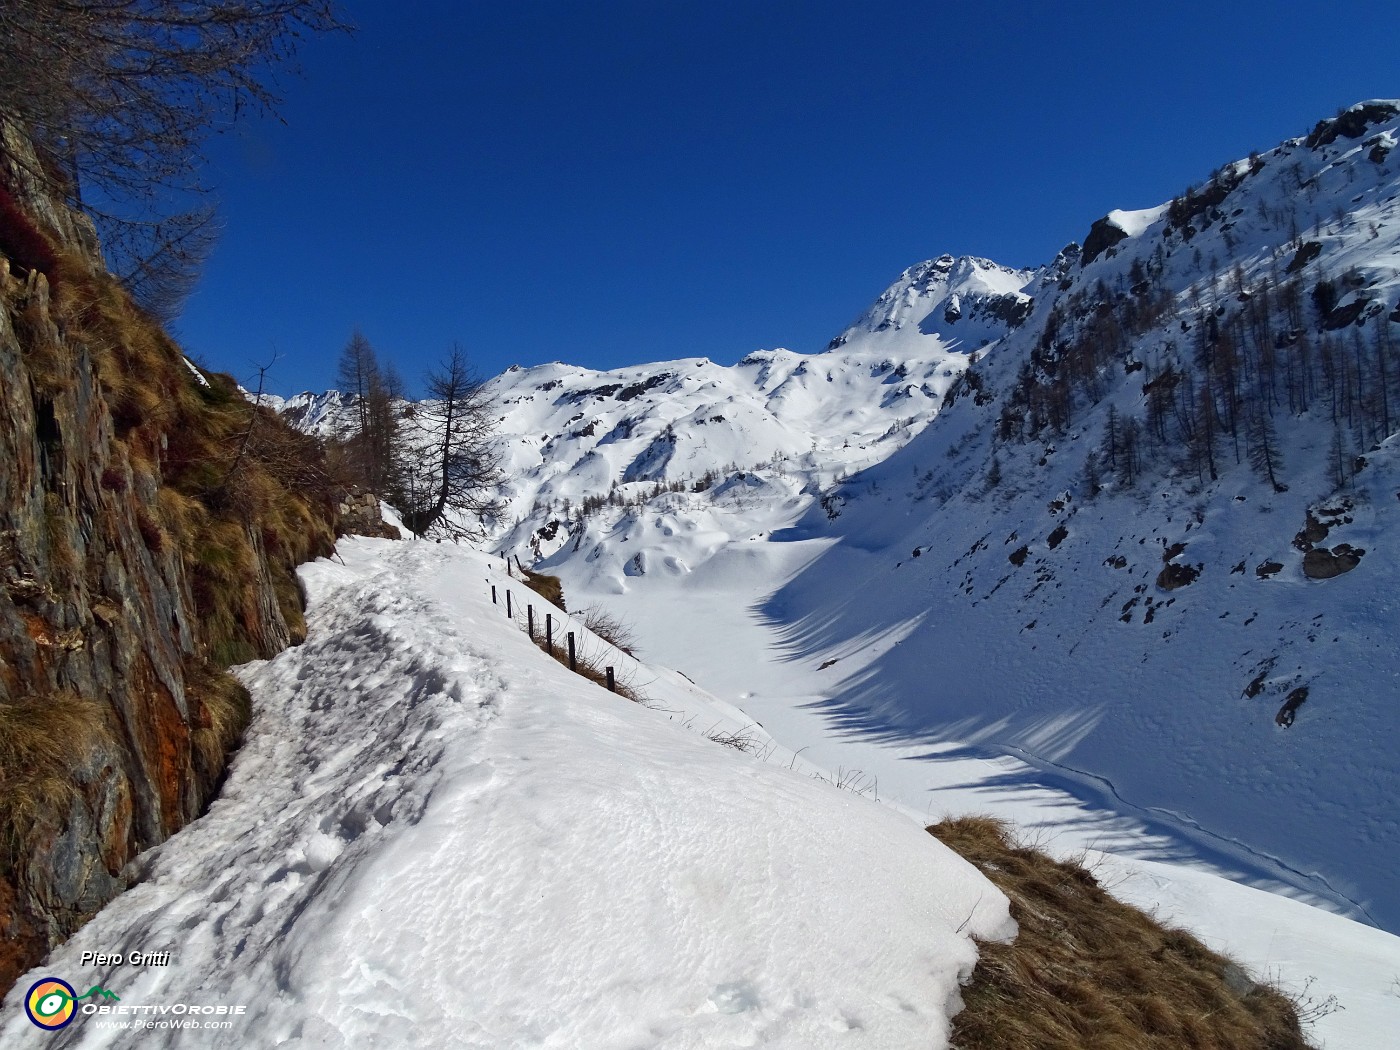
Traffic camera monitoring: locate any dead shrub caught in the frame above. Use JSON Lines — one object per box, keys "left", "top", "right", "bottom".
{"left": 705, "top": 725, "right": 762, "bottom": 753}
{"left": 929, "top": 816, "right": 1311, "bottom": 1050}
{"left": 577, "top": 603, "right": 640, "bottom": 657}
{"left": 525, "top": 615, "right": 650, "bottom": 705}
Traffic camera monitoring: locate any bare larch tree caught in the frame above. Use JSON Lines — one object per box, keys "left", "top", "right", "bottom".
{"left": 401, "top": 345, "right": 503, "bottom": 538}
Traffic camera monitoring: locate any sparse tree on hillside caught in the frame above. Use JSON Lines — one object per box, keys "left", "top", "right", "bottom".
{"left": 1246, "top": 406, "right": 1285, "bottom": 492}
{"left": 1100, "top": 405, "right": 1120, "bottom": 475}
{"left": 1079, "top": 449, "right": 1103, "bottom": 499}
{"left": 333, "top": 329, "right": 401, "bottom": 495}
{"left": 1117, "top": 416, "right": 1142, "bottom": 487}
{"left": 366, "top": 360, "right": 403, "bottom": 495}
{"left": 985, "top": 454, "right": 1003, "bottom": 490}
{"left": 1329, "top": 424, "right": 1350, "bottom": 491}
{"left": 337, "top": 329, "right": 377, "bottom": 438}
{"left": 1192, "top": 384, "right": 1220, "bottom": 483}
{"left": 401, "top": 345, "right": 503, "bottom": 537}
{"left": 1374, "top": 314, "right": 1393, "bottom": 437}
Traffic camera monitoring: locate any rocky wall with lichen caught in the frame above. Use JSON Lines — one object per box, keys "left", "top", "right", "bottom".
{"left": 0, "top": 125, "right": 335, "bottom": 995}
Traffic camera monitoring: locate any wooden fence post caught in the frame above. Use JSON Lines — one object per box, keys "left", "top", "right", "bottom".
{"left": 568, "top": 632, "right": 576, "bottom": 672}
{"left": 527, "top": 605, "right": 535, "bottom": 640}
{"left": 506, "top": 590, "right": 512, "bottom": 618}
{"left": 491, "top": 584, "right": 497, "bottom": 605}
{"left": 546, "top": 614, "right": 553, "bottom": 655}
{"left": 606, "top": 666, "right": 615, "bottom": 693}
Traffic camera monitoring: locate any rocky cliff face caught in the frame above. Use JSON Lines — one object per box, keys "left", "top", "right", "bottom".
{"left": 0, "top": 126, "right": 337, "bottom": 994}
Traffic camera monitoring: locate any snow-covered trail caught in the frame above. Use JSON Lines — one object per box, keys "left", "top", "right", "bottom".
{"left": 2, "top": 539, "right": 1012, "bottom": 1050}
{"left": 564, "top": 533, "right": 1400, "bottom": 1050}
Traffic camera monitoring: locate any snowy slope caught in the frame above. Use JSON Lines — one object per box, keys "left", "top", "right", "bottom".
{"left": 554, "top": 526, "right": 1400, "bottom": 1050}
{"left": 0, "top": 538, "right": 1012, "bottom": 1049}
{"left": 708, "top": 101, "right": 1400, "bottom": 933}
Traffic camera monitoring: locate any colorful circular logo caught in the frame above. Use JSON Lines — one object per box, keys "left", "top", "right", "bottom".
{"left": 25, "top": 978, "right": 77, "bottom": 1030}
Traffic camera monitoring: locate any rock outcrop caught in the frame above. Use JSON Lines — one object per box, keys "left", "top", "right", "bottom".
{"left": 336, "top": 489, "right": 399, "bottom": 539}
{"left": 1301, "top": 544, "right": 1364, "bottom": 580}
{"left": 0, "top": 126, "right": 336, "bottom": 994}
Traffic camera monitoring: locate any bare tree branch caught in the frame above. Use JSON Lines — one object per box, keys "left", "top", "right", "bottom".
{"left": 0, "top": 1, "right": 349, "bottom": 308}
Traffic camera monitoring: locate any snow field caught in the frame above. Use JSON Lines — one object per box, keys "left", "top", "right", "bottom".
{"left": 556, "top": 520, "right": 1400, "bottom": 1050}
{"left": 1, "top": 538, "right": 1012, "bottom": 1049}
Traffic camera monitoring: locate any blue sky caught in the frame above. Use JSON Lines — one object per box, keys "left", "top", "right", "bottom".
{"left": 171, "top": 0, "right": 1400, "bottom": 395}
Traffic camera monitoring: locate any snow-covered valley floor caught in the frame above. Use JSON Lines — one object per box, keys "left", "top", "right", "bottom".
{"left": 561, "top": 522, "right": 1400, "bottom": 1050}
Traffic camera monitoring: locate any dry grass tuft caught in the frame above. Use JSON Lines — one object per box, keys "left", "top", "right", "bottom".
{"left": 42, "top": 491, "right": 78, "bottom": 577}
{"left": 47, "top": 255, "right": 337, "bottom": 667}
{"left": 929, "top": 816, "right": 1311, "bottom": 1050}
{"left": 704, "top": 724, "right": 763, "bottom": 753}
{"left": 504, "top": 567, "right": 650, "bottom": 702}
{"left": 184, "top": 659, "right": 252, "bottom": 801}
{"left": 546, "top": 638, "right": 649, "bottom": 704}
{"left": 577, "top": 604, "right": 640, "bottom": 658}
{"left": 0, "top": 693, "right": 114, "bottom": 873}
{"left": 519, "top": 610, "right": 650, "bottom": 704}
{"left": 515, "top": 563, "right": 566, "bottom": 610}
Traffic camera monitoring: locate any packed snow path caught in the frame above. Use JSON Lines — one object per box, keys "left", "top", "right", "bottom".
{"left": 1, "top": 539, "right": 1012, "bottom": 1049}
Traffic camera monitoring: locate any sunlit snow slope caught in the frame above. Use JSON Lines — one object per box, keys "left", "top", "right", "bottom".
{"left": 482, "top": 255, "right": 1035, "bottom": 572}
{"left": 718, "top": 102, "right": 1400, "bottom": 933}
{"left": 0, "top": 539, "right": 1011, "bottom": 1049}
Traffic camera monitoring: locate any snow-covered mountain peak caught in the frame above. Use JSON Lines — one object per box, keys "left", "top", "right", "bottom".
{"left": 247, "top": 388, "right": 353, "bottom": 438}
{"left": 832, "top": 252, "right": 1038, "bottom": 358}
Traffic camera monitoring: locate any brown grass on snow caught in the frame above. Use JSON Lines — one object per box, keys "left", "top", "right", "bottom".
{"left": 530, "top": 618, "right": 649, "bottom": 704}
{"left": 576, "top": 604, "right": 640, "bottom": 658}
{"left": 513, "top": 562, "right": 565, "bottom": 610}
{"left": 503, "top": 572, "right": 650, "bottom": 703}
{"left": 930, "top": 816, "right": 1311, "bottom": 1050}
